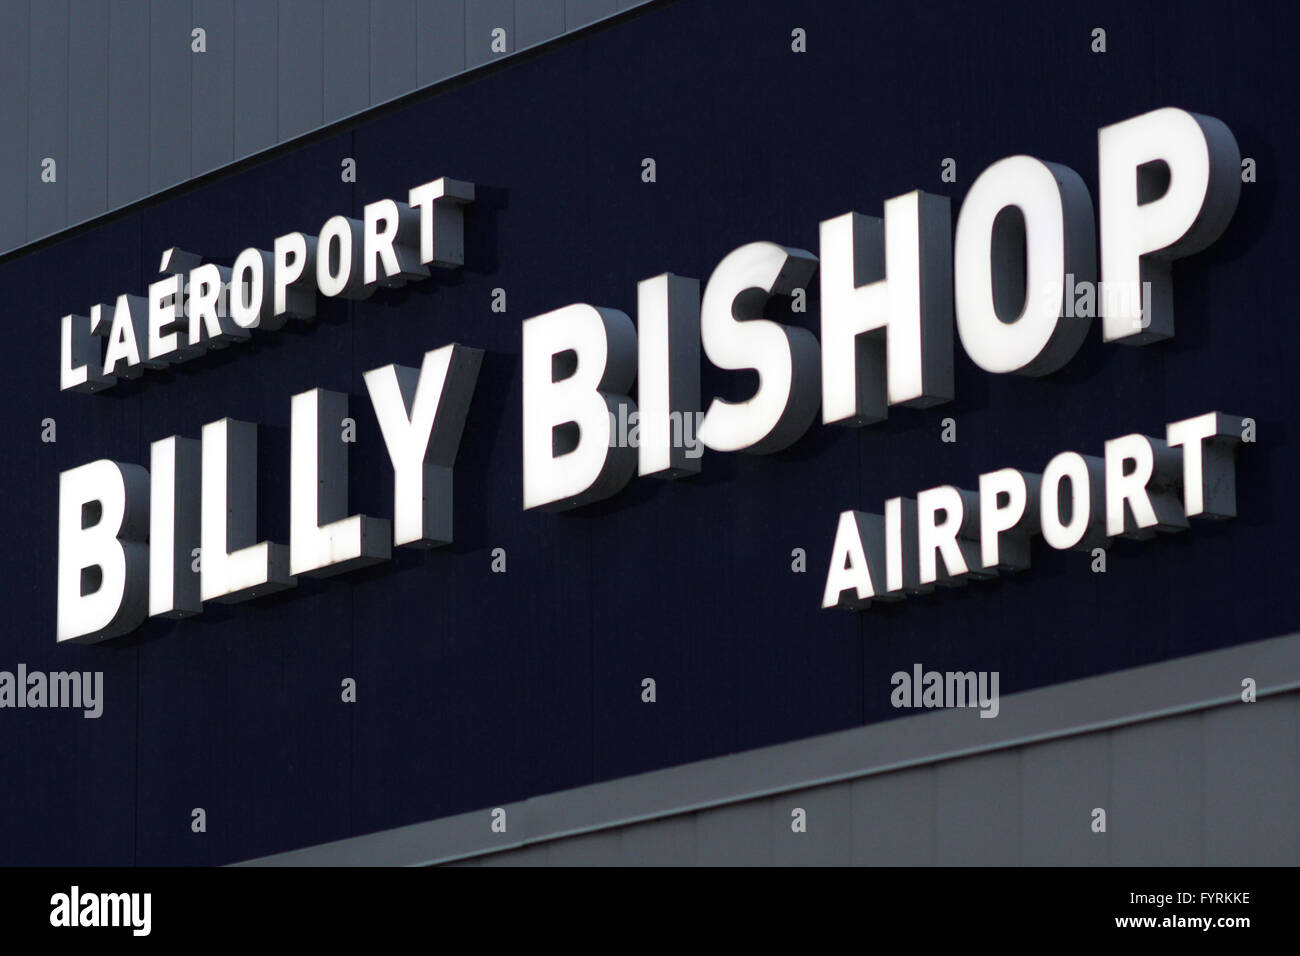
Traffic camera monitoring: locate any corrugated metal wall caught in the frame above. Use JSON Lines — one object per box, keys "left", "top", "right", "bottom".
{"left": 451, "top": 691, "right": 1300, "bottom": 866}
{"left": 0, "top": 0, "right": 648, "bottom": 254}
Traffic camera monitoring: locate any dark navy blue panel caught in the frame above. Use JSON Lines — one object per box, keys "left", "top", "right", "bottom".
{"left": 0, "top": 216, "right": 143, "bottom": 865}
{"left": 1, "top": 0, "right": 1297, "bottom": 864}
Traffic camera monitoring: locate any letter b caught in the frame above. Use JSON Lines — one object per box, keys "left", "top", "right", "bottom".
{"left": 57, "top": 460, "right": 150, "bottom": 642}
{"left": 522, "top": 303, "right": 637, "bottom": 510}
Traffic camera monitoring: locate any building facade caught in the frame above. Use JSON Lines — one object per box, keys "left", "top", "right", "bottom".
{"left": 1, "top": 0, "right": 1296, "bottom": 866}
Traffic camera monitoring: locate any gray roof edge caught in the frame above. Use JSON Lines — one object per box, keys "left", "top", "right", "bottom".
{"left": 235, "top": 631, "right": 1300, "bottom": 866}
{"left": 0, "top": 0, "right": 662, "bottom": 264}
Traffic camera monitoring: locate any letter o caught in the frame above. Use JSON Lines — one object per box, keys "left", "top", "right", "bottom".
{"left": 230, "top": 248, "right": 267, "bottom": 329}
{"left": 1040, "top": 451, "right": 1092, "bottom": 550}
{"left": 954, "top": 155, "right": 1096, "bottom": 376}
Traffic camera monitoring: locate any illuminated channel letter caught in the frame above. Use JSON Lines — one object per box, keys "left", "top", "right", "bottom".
{"left": 149, "top": 436, "right": 202, "bottom": 619}
{"left": 1040, "top": 451, "right": 1107, "bottom": 551}
{"left": 56, "top": 460, "right": 149, "bottom": 643}
{"left": 822, "top": 510, "right": 885, "bottom": 609}
{"left": 316, "top": 216, "right": 372, "bottom": 300}
{"left": 407, "top": 177, "right": 475, "bottom": 268}
{"left": 697, "top": 242, "right": 820, "bottom": 453}
{"left": 979, "top": 468, "right": 1042, "bottom": 571}
{"left": 289, "top": 390, "right": 392, "bottom": 576}
{"left": 954, "top": 156, "right": 1096, "bottom": 375}
{"left": 916, "top": 485, "right": 987, "bottom": 586}
{"left": 95, "top": 295, "right": 157, "bottom": 378}
{"left": 146, "top": 273, "right": 188, "bottom": 364}
{"left": 363, "top": 199, "right": 429, "bottom": 287}
{"left": 1103, "top": 434, "right": 1188, "bottom": 539}
{"left": 1099, "top": 107, "right": 1240, "bottom": 343}
{"left": 364, "top": 344, "right": 483, "bottom": 547}
{"left": 522, "top": 303, "right": 638, "bottom": 511}
{"left": 1166, "top": 411, "right": 1245, "bottom": 519}
{"left": 884, "top": 496, "right": 928, "bottom": 596}
{"left": 819, "top": 191, "right": 953, "bottom": 425}
{"left": 229, "top": 247, "right": 282, "bottom": 331}
{"left": 272, "top": 231, "right": 318, "bottom": 319}
{"left": 60, "top": 313, "right": 114, "bottom": 392}
{"left": 200, "top": 418, "right": 295, "bottom": 602}
{"left": 188, "top": 262, "right": 249, "bottom": 351}
{"left": 636, "top": 273, "right": 701, "bottom": 478}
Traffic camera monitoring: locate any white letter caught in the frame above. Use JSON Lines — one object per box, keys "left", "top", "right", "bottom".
{"left": 979, "top": 467, "right": 1041, "bottom": 570}
{"left": 1104, "top": 433, "right": 1188, "bottom": 538}
{"left": 316, "top": 215, "right": 371, "bottom": 300}
{"left": 60, "top": 313, "right": 113, "bottom": 392}
{"left": 147, "top": 274, "right": 187, "bottom": 363}
{"left": 1166, "top": 411, "right": 1244, "bottom": 518}
{"left": 884, "top": 496, "right": 927, "bottom": 596}
{"left": 1099, "top": 107, "right": 1240, "bottom": 342}
{"left": 819, "top": 191, "right": 953, "bottom": 425}
{"left": 364, "top": 345, "right": 483, "bottom": 546}
{"left": 407, "top": 177, "right": 475, "bottom": 267}
{"left": 200, "top": 419, "right": 296, "bottom": 602}
{"left": 272, "top": 231, "right": 317, "bottom": 318}
{"left": 363, "top": 198, "right": 429, "bottom": 287}
{"left": 229, "top": 248, "right": 281, "bottom": 330}
{"left": 149, "top": 437, "right": 202, "bottom": 618}
{"left": 522, "top": 303, "right": 637, "bottom": 510}
{"left": 698, "top": 241, "right": 820, "bottom": 453}
{"left": 954, "top": 155, "right": 1095, "bottom": 375}
{"left": 289, "top": 390, "right": 391, "bottom": 576}
{"left": 1040, "top": 451, "right": 1106, "bottom": 551}
{"left": 98, "top": 295, "right": 159, "bottom": 377}
{"left": 916, "top": 485, "right": 983, "bottom": 586}
{"left": 822, "top": 510, "right": 884, "bottom": 609}
{"left": 187, "top": 263, "right": 248, "bottom": 350}
{"left": 637, "top": 273, "right": 701, "bottom": 477}
{"left": 57, "top": 460, "right": 149, "bottom": 643}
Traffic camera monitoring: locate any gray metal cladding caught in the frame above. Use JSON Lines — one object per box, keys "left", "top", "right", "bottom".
{"left": 0, "top": 0, "right": 650, "bottom": 256}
